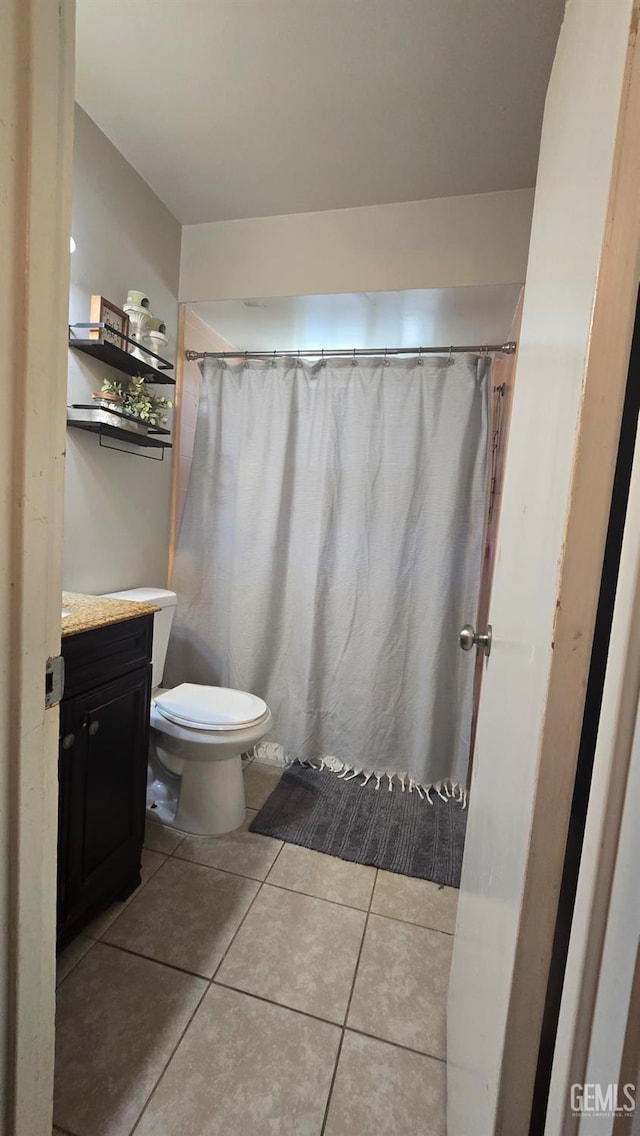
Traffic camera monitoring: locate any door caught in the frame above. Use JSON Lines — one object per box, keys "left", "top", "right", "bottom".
{"left": 447, "top": 2, "right": 640, "bottom": 1133}
{"left": 59, "top": 668, "right": 150, "bottom": 934}
{"left": 0, "top": 0, "right": 74, "bottom": 1131}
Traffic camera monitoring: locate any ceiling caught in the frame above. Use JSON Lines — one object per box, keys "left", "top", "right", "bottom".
{"left": 190, "top": 285, "right": 522, "bottom": 351}
{"left": 75, "top": 0, "right": 564, "bottom": 225}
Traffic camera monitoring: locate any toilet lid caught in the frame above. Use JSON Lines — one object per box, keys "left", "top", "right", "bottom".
{"left": 154, "top": 683, "right": 268, "bottom": 731}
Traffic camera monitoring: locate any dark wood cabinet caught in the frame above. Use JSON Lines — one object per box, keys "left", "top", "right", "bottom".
{"left": 57, "top": 615, "right": 153, "bottom": 950}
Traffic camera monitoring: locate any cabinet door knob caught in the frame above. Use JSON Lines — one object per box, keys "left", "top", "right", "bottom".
{"left": 62, "top": 732, "right": 75, "bottom": 749}
{"left": 88, "top": 720, "right": 100, "bottom": 736}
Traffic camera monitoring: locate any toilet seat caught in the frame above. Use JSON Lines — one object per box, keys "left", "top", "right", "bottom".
{"left": 154, "top": 683, "right": 268, "bottom": 732}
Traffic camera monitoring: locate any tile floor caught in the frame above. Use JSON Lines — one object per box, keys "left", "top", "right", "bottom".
{"left": 54, "top": 762, "right": 456, "bottom": 1136}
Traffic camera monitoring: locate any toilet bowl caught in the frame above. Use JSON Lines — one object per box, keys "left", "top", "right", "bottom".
{"left": 149, "top": 683, "right": 272, "bottom": 834}
{"left": 100, "top": 588, "right": 272, "bottom": 836}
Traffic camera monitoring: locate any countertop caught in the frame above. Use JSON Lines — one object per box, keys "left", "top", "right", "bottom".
{"left": 61, "top": 591, "right": 159, "bottom": 638}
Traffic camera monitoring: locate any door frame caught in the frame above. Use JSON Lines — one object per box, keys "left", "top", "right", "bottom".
{"left": 496, "top": 5, "right": 640, "bottom": 1127}
{"left": 534, "top": 292, "right": 640, "bottom": 1133}
{"left": 0, "top": 0, "right": 75, "bottom": 1130}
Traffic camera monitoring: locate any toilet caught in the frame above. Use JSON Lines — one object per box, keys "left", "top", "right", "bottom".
{"left": 101, "top": 587, "right": 272, "bottom": 836}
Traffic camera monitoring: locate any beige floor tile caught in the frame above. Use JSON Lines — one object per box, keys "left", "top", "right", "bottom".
{"left": 56, "top": 934, "right": 94, "bottom": 986}
{"left": 144, "top": 819, "right": 186, "bottom": 855}
{"left": 266, "top": 843, "right": 376, "bottom": 909}
{"left": 243, "top": 760, "right": 283, "bottom": 809}
{"left": 324, "top": 1030, "right": 446, "bottom": 1136}
{"left": 348, "top": 914, "right": 452, "bottom": 1057}
{"left": 54, "top": 942, "right": 205, "bottom": 1136}
{"left": 175, "top": 809, "right": 283, "bottom": 881}
{"left": 216, "top": 883, "right": 366, "bottom": 1023}
{"left": 84, "top": 847, "right": 166, "bottom": 939}
{"left": 372, "top": 870, "right": 458, "bottom": 934}
{"left": 103, "top": 857, "right": 259, "bottom": 977}
{"left": 135, "top": 983, "right": 340, "bottom": 1136}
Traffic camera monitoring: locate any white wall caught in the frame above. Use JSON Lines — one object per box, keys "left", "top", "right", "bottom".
{"left": 179, "top": 189, "right": 534, "bottom": 302}
{"left": 189, "top": 285, "right": 522, "bottom": 351}
{"left": 65, "top": 106, "right": 181, "bottom": 594}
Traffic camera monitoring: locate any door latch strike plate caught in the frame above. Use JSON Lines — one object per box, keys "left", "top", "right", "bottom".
{"left": 45, "top": 655, "right": 65, "bottom": 708}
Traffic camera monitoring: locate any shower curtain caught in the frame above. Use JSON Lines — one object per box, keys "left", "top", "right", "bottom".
{"left": 166, "top": 354, "right": 489, "bottom": 798}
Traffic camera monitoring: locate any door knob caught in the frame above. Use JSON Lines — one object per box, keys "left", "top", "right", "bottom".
{"left": 459, "top": 624, "right": 492, "bottom": 657}
{"left": 88, "top": 719, "right": 100, "bottom": 736}
{"left": 61, "top": 732, "right": 75, "bottom": 749}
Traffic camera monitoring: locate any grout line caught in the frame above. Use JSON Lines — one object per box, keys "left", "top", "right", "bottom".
{"left": 93, "top": 939, "right": 209, "bottom": 981}
{"left": 206, "top": 835, "right": 290, "bottom": 984}
{"left": 375, "top": 914, "right": 455, "bottom": 935}
{"left": 258, "top": 878, "right": 374, "bottom": 913}
{"left": 144, "top": 835, "right": 185, "bottom": 856}
{"left": 209, "top": 872, "right": 269, "bottom": 983}
{"left": 344, "top": 1024, "right": 447, "bottom": 1065}
{"left": 368, "top": 908, "right": 459, "bottom": 936}
{"left": 263, "top": 835, "right": 287, "bottom": 873}
{"left": 367, "top": 909, "right": 456, "bottom": 938}
{"left": 343, "top": 869, "right": 376, "bottom": 1026}
{"left": 128, "top": 973, "right": 210, "bottom": 1136}
{"left": 320, "top": 1030, "right": 346, "bottom": 1134}
{"left": 211, "top": 979, "right": 345, "bottom": 1030}
{"left": 170, "top": 849, "right": 282, "bottom": 886}
{"left": 320, "top": 867, "right": 378, "bottom": 1135}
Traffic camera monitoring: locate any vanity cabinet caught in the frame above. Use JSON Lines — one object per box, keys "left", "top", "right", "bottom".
{"left": 57, "top": 615, "right": 153, "bottom": 950}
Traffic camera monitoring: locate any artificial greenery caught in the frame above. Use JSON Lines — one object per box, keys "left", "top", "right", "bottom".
{"left": 101, "top": 376, "right": 173, "bottom": 428}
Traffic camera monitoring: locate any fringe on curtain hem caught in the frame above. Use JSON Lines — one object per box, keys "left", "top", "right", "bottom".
{"left": 253, "top": 742, "right": 467, "bottom": 808}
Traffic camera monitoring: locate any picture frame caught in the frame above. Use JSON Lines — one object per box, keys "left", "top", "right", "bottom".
{"left": 89, "top": 295, "right": 130, "bottom": 349}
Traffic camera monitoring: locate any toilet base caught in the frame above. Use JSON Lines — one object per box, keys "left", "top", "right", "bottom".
{"left": 146, "top": 751, "right": 246, "bottom": 836}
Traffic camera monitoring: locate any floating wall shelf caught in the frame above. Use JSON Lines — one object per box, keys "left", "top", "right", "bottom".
{"left": 68, "top": 323, "right": 175, "bottom": 385}
{"left": 67, "top": 405, "right": 172, "bottom": 461}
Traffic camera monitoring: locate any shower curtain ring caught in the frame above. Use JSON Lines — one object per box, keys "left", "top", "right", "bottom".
{"left": 272, "top": 350, "right": 276, "bottom": 367}
{"left": 352, "top": 348, "right": 357, "bottom": 366}
{"left": 321, "top": 348, "right": 326, "bottom": 367}
{"left": 244, "top": 350, "right": 249, "bottom": 368}
{"left": 384, "top": 348, "right": 389, "bottom": 366}
{"left": 418, "top": 347, "right": 424, "bottom": 366}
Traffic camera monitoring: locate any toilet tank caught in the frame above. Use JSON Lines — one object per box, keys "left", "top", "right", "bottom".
{"left": 100, "top": 587, "right": 177, "bottom": 688}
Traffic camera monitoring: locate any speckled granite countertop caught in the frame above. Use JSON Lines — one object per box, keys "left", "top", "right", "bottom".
{"left": 61, "top": 591, "right": 159, "bottom": 638}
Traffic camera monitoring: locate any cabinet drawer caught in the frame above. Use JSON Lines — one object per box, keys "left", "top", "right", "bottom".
{"left": 62, "top": 614, "right": 153, "bottom": 697}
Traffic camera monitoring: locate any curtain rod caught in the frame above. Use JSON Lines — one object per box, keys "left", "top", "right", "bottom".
{"left": 185, "top": 341, "right": 517, "bottom": 362}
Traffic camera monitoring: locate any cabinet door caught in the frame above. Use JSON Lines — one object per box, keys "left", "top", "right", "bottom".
{"left": 64, "top": 665, "right": 151, "bottom": 924}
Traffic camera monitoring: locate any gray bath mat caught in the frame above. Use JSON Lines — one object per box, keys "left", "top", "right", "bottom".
{"left": 249, "top": 763, "right": 467, "bottom": 887}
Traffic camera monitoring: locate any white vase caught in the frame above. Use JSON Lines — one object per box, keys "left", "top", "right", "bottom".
{"left": 142, "top": 330, "right": 169, "bottom": 357}
{"left": 124, "top": 303, "right": 153, "bottom": 359}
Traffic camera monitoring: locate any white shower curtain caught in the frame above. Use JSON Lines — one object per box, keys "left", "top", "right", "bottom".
{"left": 166, "top": 354, "right": 489, "bottom": 797}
